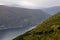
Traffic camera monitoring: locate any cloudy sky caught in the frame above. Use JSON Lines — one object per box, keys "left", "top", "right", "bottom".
{"left": 0, "top": 0, "right": 60, "bottom": 9}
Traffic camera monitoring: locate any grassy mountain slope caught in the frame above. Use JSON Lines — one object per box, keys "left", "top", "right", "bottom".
{"left": 0, "top": 5, "right": 50, "bottom": 29}
{"left": 13, "top": 12, "right": 60, "bottom": 40}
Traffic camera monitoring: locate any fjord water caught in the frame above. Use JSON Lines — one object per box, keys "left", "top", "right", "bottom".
{"left": 0, "top": 26, "right": 36, "bottom": 40}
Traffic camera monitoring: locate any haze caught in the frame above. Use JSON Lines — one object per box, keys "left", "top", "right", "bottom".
{"left": 0, "top": 0, "right": 60, "bottom": 9}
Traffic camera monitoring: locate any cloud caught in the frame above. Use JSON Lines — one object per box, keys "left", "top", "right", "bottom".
{"left": 0, "top": 0, "right": 60, "bottom": 9}
{"left": 17, "top": 1, "right": 36, "bottom": 7}
{"left": 16, "top": 1, "right": 39, "bottom": 8}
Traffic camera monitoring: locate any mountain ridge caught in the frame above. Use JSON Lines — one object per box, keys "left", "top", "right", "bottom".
{"left": 0, "top": 5, "right": 50, "bottom": 30}
{"left": 42, "top": 6, "right": 60, "bottom": 15}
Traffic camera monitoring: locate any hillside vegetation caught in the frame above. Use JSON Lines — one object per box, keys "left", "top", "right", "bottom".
{"left": 13, "top": 12, "right": 60, "bottom": 40}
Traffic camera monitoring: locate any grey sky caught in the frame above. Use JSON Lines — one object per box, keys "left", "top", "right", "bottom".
{"left": 0, "top": 0, "right": 60, "bottom": 9}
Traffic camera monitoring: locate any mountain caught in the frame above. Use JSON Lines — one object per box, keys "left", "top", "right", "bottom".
{"left": 42, "top": 6, "right": 60, "bottom": 15}
{"left": 13, "top": 12, "right": 60, "bottom": 40}
{"left": 0, "top": 5, "right": 50, "bottom": 30}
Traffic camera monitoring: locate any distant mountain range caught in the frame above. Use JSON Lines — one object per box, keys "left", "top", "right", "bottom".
{"left": 13, "top": 12, "right": 60, "bottom": 40}
{"left": 42, "top": 6, "right": 60, "bottom": 15}
{"left": 0, "top": 5, "right": 50, "bottom": 30}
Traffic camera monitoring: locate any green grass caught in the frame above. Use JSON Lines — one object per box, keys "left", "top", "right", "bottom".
{"left": 13, "top": 12, "right": 60, "bottom": 40}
